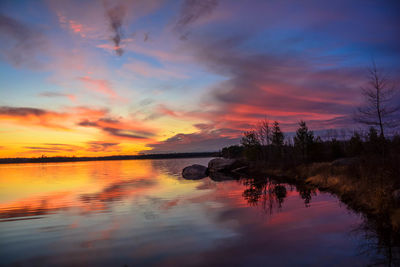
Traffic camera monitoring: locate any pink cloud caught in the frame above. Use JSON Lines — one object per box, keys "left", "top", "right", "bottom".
{"left": 78, "top": 76, "right": 118, "bottom": 98}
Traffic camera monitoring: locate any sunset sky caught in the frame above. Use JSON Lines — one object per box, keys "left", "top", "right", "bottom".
{"left": 1, "top": 0, "right": 399, "bottom": 157}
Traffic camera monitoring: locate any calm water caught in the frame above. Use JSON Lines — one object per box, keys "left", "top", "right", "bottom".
{"left": 0, "top": 158, "right": 379, "bottom": 266}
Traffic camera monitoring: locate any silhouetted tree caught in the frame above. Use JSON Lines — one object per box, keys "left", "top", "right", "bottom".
{"left": 271, "top": 121, "right": 284, "bottom": 146}
{"left": 368, "top": 127, "right": 379, "bottom": 143}
{"left": 256, "top": 119, "right": 272, "bottom": 161}
{"left": 256, "top": 119, "right": 271, "bottom": 146}
{"left": 348, "top": 131, "right": 363, "bottom": 156}
{"left": 241, "top": 131, "right": 260, "bottom": 147}
{"left": 294, "top": 121, "right": 314, "bottom": 160}
{"left": 330, "top": 138, "right": 344, "bottom": 159}
{"left": 241, "top": 131, "right": 261, "bottom": 161}
{"left": 221, "top": 145, "right": 243, "bottom": 158}
{"left": 309, "top": 136, "right": 324, "bottom": 161}
{"left": 355, "top": 62, "right": 400, "bottom": 139}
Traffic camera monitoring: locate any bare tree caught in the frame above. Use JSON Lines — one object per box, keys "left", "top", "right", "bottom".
{"left": 256, "top": 119, "right": 271, "bottom": 146}
{"left": 355, "top": 62, "right": 400, "bottom": 138}
{"left": 255, "top": 118, "right": 271, "bottom": 161}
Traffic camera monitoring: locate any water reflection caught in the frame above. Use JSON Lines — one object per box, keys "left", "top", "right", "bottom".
{"left": 352, "top": 210, "right": 400, "bottom": 266}
{"left": 0, "top": 158, "right": 396, "bottom": 266}
{"left": 238, "top": 175, "right": 400, "bottom": 266}
{"left": 241, "top": 177, "right": 317, "bottom": 213}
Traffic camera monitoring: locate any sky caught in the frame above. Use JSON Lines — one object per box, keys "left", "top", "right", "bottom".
{"left": 0, "top": 0, "right": 399, "bottom": 157}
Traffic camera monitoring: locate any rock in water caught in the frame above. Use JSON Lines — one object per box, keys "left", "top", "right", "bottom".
{"left": 208, "top": 158, "right": 238, "bottom": 173}
{"left": 182, "top": 164, "right": 208, "bottom": 180}
{"left": 208, "top": 171, "right": 237, "bottom": 182}
{"left": 393, "top": 189, "right": 400, "bottom": 204}
{"left": 331, "top": 157, "right": 359, "bottom": 167}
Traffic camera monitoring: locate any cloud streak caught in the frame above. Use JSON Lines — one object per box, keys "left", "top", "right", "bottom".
{"left": 104, "top": 2, "right": 125, "bottom": 56}
{"left": 77, "top": 117, "right": 156, "bottom": 140}
{"left": 39, "top": 92, "right": 76, "bottom": 101}
{"left": 87, "top": 141, "right": 120, "bottom": 152}
{"left": 78, "top": 76, "right": 118, "bottom": 98}
{"left": 146, "top": 131, "right": 239, "bottom": 153}
{"left": 174, "top": 0, "right": 219, "bottom": 39}
{"left": 0, "top": 106, "right": 68, "bottom": 129}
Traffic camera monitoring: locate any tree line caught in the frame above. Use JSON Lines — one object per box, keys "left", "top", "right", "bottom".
{"left": 223, "top": 120, "right": 399, "bottom": 164}
{"left": 222, "top": 62, "right": 400, "bottom": 169}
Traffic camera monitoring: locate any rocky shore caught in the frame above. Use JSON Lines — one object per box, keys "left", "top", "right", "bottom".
{"left": 182, "top": 158, "right": 248, "bottom": 181}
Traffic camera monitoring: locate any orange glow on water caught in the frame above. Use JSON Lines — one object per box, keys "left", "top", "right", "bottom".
{"left": 0, "top": 159, "right": 202, "bottom": 220}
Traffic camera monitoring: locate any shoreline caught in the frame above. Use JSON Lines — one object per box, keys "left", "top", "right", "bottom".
{"left": 0, "top": 152, "right": 219, "bottom": 164}
{"left": 242, "top": 159, "right": 400, "bottom": 232}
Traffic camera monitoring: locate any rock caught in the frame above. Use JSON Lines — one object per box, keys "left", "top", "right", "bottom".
{"left": 209, "top": 171, "right": 238, "bottom": 182}
{"left": 393, "top": 189, "right": 400, "bottom": 203}
{"left": 208, "top": 158, "right": 238, "bottom": 173}
{"left": 331, "top": 157, "right": 359, "bottom": 167}
{"left": 231, "top": 166, "right": 248, "bottom": 174}
{"left": 182, "top": 164, "right": 208, "bottom": 180}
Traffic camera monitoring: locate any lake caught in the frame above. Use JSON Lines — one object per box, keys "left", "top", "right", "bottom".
{"left": 0, "top": 158, "right": 382, "bottom": 266}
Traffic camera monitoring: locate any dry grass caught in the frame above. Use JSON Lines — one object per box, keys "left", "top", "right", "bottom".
{"left": 297, "top": 160, "right": 400, "bottom": 230}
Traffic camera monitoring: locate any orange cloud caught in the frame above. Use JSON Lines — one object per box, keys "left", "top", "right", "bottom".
{"left": 77, "top": 116, "right": 158, "bottom": 141}
{"left": 0, "top": 106, "right": 69, "bottom": 129}
{"left": 0, "top": 104, "right": 162, "bottom": 152}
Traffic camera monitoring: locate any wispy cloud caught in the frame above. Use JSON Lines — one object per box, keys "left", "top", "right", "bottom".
{"left": 104, "top": 2, "right": 125, "bottom": 56}
{"left": 0, "top": 105, "right": 107, "bottom": 131}
{"left": 0, "top": 106, "right": 68, "bottom": 129}
{"left": 146, "top": 131, "right": 239, "bottom": 153}
{"left": 38, "top": 92, "right": 76, "bottom": 101}
{"left": 87, "top": 141, "right": 120, "bottom": 152}
{"left": 24, "top": 143, "right": 82, "bottom": 153}
{"left": 78, "top": 76, "right": 118, "bottom": 99}
{"left": 174, "top": 0, "right": 219, "bottom": 39}
{"left": 0, "top": 13, "right": 47, "bottom": 67}
{"left": 77, "top": 117, "right": 156, "bottom": 140}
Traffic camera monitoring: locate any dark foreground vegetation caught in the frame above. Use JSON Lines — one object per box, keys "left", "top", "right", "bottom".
{"left": 0, "top": 152, "right": 219, "bottom": 164}
{"left": 220, "top": 63, "right": 400, "bottom": 265}
{"left": 236, "top": 174, "right": 400, "bottom": 266}
{"left": 220, "top": 119, "right": 400, "bottom": 266}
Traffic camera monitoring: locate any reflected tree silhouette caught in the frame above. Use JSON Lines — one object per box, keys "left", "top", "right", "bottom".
{"left": 241, "top": 177, "right": 290, "bottom": 214}
{"left": 352, "top": 212, "right": 400, "bottom": 266}
{"left": 239, "top": 175, "right": 400, "bottom": 266}
{"left": 296, "top": 183, "right": 317, "bottom": 208}
{"left": 241, "top": 176, "right": 317, "bottom": 214}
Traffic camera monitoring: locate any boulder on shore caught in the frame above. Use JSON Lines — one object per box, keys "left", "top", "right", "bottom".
{"left": 182, "top": 164, "right": 208, "bottom": 180}
{"left": 331, "top": 157, "right": 359, "bottom": 167}
{"left": 393, "top": 189, "right": 400, "bottom": 204}
{"left": 208, "top": 158, "right": 246, "bottom": 173}
{"left": 209, "top": 171, "right": 237, "bottom": 182}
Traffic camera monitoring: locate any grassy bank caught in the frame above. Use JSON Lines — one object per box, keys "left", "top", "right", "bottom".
{"left": 239, "top": 159, "right": 400, "bottom": 266}
{"left": 250, "top": 155, "right": 400, "bottom": 229}
{"left": 222, "top": 120, "right": 400, "bottom": 231}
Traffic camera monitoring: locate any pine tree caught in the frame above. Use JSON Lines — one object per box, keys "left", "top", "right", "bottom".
{"left": 294, "top": 121, "right": 314, "bottom": 160}
{"left": 271, "top": 121, "right": 284, "bottom": 146}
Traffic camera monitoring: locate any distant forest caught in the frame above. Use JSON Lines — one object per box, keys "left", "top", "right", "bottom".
{"left": 0, "top": 152, "right": 219, "bottom": 164}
